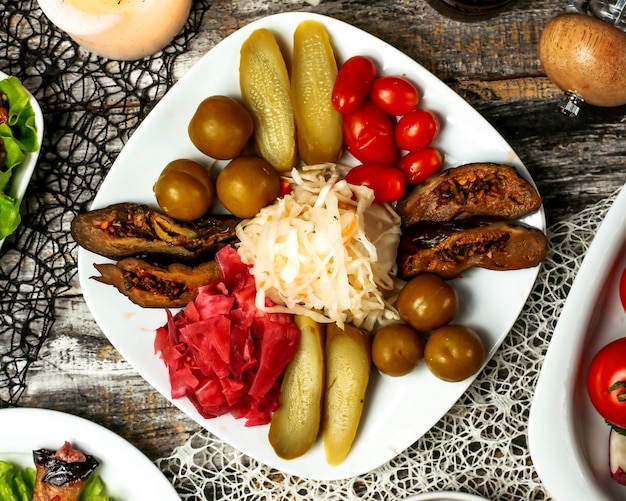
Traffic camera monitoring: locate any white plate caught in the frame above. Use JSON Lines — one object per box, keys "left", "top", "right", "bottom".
{"left": 0, "top": 70, "right": 44, "bottom": 249}
{"left": 0, "top": 407, "right": 180, "bottom": 500}
{"left": 403, "top": 492, "right": 490, "bottom": 501}
{"left": 529, "top": 186, "right": 626, "bottom": 501}
{"left": 77, "top": 12, "right": 545, "bottom": 481}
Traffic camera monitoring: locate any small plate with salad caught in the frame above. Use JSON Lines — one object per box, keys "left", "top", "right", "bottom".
{"left": 529, "top": 185, "right": 626, "bottom": 500}
{"left": 0, "top": 407, "right": 180, "bottom": 500}
{"left": 0, "top": 70, "right": 44, "bottom": 249}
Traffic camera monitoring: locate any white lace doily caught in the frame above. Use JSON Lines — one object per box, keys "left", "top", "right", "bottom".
{"left": 156, "top": 190, "right": 620, "bottom": 500}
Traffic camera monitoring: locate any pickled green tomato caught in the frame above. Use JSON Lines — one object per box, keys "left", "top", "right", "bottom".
{"left": 153, "top": 159, "right": 215, "bottom": 221}
{"left": 372, "top": 324, "right": 425, "bottom": 377}
{"left": 188, "top": 95, "right": 254, "bottom": 160}
{"left": 424, "top": 325, "right": 485, "bottom": 382}
{"left": 216, "top": 156, "right": 280, "bottom": 218}
{"left": 397, "top": 273, "right": 458, "bottom": 332}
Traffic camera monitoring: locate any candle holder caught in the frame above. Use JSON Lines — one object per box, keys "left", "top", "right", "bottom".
{"left": 425, "top": 0, "right": 517, "bottom": 21}
{"left": 36, "top": 0, "right": 192, "bottom": 61}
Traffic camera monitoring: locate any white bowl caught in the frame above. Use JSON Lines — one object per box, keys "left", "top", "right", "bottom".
{"left": 529, "top": 184, "right": 626, "bottom": 500}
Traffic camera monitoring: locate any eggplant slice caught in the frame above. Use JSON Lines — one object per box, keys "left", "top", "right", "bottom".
{"left": 397, "top": 218, "right": 549, "bottom": 279}
{"left": 92, "top": 257, "right": 222, "bottom": 308}
{"left": 71, "top": 202, "right": 241, "bottom": 260}
{"left": 32, "top": 442, "right": 99, "bottom": 501}
{"left": 396, "top": 163, "right": 543, "bottom": 227}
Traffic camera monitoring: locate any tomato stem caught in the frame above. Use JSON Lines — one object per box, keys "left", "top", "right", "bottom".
{"left": 609, "top": 422, "right": 626, "bottom": 436}
{"left": 607, "top": 381, "right": 626, "bottom": 402}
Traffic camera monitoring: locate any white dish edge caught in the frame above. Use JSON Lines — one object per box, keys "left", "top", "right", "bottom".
{"left": 529, "top": 185, "right": 626, "bottom": 501}
{"left": 0, "top": 407, "right": 180, "bottom": 500}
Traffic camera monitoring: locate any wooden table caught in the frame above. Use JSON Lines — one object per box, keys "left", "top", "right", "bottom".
{"left": 1, "top": 0, "right": 625, "bottom": 498}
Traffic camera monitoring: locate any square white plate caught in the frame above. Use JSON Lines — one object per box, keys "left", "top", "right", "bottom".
{"left": 78, "top": 12, "right": 545, "bottom": 481}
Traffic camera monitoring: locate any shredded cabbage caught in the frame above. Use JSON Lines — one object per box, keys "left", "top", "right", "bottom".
{"left": 235, "top": 163, "right": 401, "bottom": 330}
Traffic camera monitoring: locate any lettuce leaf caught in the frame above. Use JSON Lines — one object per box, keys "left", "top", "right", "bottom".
{"left": 0, "top": 125, "right": 26, "bottom": 175}
{"left": 0, "top": 76, "right": 38, "bottom": 154}
{"left": 0, "top": 461, "right": 35, "bottom": 501}
{"left": 0, "top": 75, "right": 39, "bottom": 239}
{"left": 0, "top": 192, "right": 20, "bottom": 238}
{"left": 81, "top": 475, "right": 114, "bottom": 501}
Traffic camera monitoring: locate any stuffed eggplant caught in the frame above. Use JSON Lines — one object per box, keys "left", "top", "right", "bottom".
{"left": 397, "top": 218, "right": 549, "bottom": 279}
{"left": 71, "top": 202, "right": 240, "bottom": 261}
{"left": 32, "top": 441, "right": 99, "bottom": 501}
{"left": 92, "top": 257, "right": 222, "bottom": 308}
{"left": 396, "top": 163, "right": 543, "bottom": 226}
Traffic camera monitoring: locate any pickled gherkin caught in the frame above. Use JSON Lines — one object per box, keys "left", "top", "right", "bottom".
{"left": 323, "top": 322, "right": 371, "bottom": 466}
{"left": 268, "top": 315, "right": 325, "bottom": 460}
{"left": 291, "top": 20, "right": 343, "bottom": 165}
{"left": 239, "top": 28, "right": 297, "bottom": 172}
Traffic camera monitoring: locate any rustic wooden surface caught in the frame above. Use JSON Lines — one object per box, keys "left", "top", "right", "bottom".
{"left": 4, "top": 0, "right": 626, "bottom": 486}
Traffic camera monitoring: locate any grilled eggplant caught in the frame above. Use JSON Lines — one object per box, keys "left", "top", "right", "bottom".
{"left": 398, "top": 218, "right": 548, "bottom": 279}
{"left": 92, "top": 257, "right": 221, "bottom": 308}
{"left": 396, "top": 163, "right": 543, "bottom": 226}
{"left": 71, "top": 202, "right": 240, "bottom": 260}
{"left": 32, "top": 442, "right": 99, "bottom": 501}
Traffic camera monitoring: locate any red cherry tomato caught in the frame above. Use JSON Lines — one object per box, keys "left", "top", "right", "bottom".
{"left": 344, "top": 163, "right": 406, "bottom": 203}
{"left": 279, "top": 178, "right": 293, "bottom": 197}
{"left": 395, "top": 109, "right": 440, "bottom": 151}
{"left": 332, "top": 56, "right": 377, "bottom": 114}
{"left": 620, "top": 266, "right": 626, "bottom": 313}
{"left": 397, "top": 147, "right": 443, "bottom": 185}
{"left": 587, "top": 336, "right": 626, "bottom": 428}
{"left": 369, "top": 75, "right": 419, "bottom": 116}
{"left": 343, "top": 101, "right": 398, "bottom": 165}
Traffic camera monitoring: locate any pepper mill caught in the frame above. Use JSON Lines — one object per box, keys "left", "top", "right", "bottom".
{"left": 538, "top": 0, "right": 626, "bottom": 117}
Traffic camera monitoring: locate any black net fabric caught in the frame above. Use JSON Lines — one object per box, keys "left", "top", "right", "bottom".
{"left": 0, "top": 0, "right": 211, "bottom": 405}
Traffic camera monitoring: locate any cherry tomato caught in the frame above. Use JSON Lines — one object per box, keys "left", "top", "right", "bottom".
{"left": 397, "top": 147, "right": 443, "bottom": 185}
{"left": 395, "top": 109, "right": 440, "bottom": 151}
{"left": 620, "top": 267, "right": 626, "bottom": 313}
{"left": 332, "top": 55, "right": 377, "bottom": 114}
{"left": 188, "top": 95, "right": 254, "bottom": 160}
{"left": 369, "top": 75, "right": 419, "bottom": 116}
{"left": 216, "top": 156, "right": 280, "bottom": 218}
{"left": 397, "top": 273, "right": 458, "bottom": 332}
{"left": 345, "top": 163, "right": 405, "bottom": 203}
{"left": 343, "top": 101, "right": 398, "bottom": 165}
{"left": 424, "top": 325, "right": 485, "bottom": 382}
{"left": 587, "top": 336, "right": 626, "bottom": 428}
{"left": 279, "top": 178, "right": 293, "bottom": 197}
{"left": 372, "top": 324, "right": 425, "bottom": 377}
{"left": 153, "top": 159, "right": 215, "bottom": 221}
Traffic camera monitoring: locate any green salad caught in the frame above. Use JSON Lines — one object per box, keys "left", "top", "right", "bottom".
{"left": 0, "top": 75, "right": 39, "bottom": 239}
{"left": 0, "top": 460, "right": 114, "bottom": 501}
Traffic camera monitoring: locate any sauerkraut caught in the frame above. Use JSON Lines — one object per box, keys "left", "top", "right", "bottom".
{"left": 235, "top": 163, "right": 401, "bottom": 330}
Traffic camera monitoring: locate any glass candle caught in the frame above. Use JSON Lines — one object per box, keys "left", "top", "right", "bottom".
{"left": 37, "top": 0, "right": 192, "bottom": 60}
{"left": 425, "top": 0, "right": 516, "bottom": 21}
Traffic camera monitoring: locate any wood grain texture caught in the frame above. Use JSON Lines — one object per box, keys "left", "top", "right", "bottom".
{"left": 17, "top": 295, "right": 198, "bottom": 461}
{"left": 8, "top": 0, "right": 626, "bottom": 467}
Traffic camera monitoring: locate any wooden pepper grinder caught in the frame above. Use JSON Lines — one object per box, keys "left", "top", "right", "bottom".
{"left": 538, "top": 0, "right": 626, "bottom": 116}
